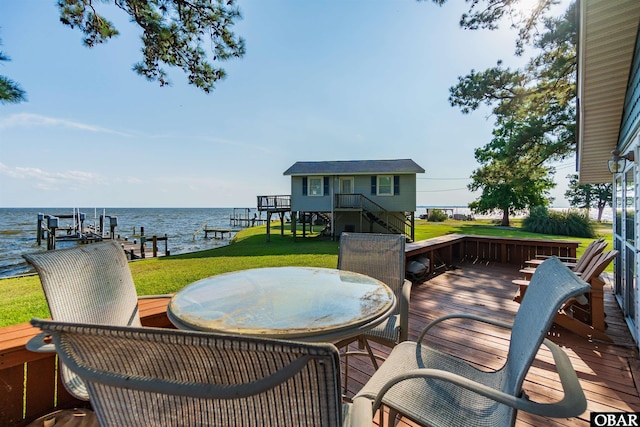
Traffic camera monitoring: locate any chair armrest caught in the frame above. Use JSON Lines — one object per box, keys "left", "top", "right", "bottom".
{"left": 27, "top": 295, "right": 174, "bottom": 352}
{"left": 535, "top": 255, "right": 579, "bottom": 262}
{"left": 26, "top": 331, "right": 56, "bottom": 353}
{"left": 399, "top": 279, "right": 412, "bottom": 342}
{"left": 366, "top": 337, "right": 586, "bottom": 419}
{"left": 347, "top": 396, "right": 374, "bottom": 427}
{"left": 418, "top": 313, "right": 513, "bottom": 342}
{"left": 137, "top": 294, "right": 174, "bottom": 299}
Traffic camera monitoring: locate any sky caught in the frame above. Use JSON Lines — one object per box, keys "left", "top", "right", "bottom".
{"left": 0, "top": 0, "right": 575, "bottom": 209}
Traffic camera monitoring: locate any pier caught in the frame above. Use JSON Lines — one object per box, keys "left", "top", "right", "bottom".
{"left": 229, "top": 208, "right": 270, "bottom": 227}
{"left": 35, "top": 211, "right": 169, "bottom": 260}
{"left": 118, "top": 234, "right": 169, "bottom": 260}
{"left": 36, "top": 210, "right": 107, "bottom": 250}
{"left": 204, "top": 228, "right": 233, "bottom": 239}
{"left": 193, "top": 222, "right": 237, "bottom": 240}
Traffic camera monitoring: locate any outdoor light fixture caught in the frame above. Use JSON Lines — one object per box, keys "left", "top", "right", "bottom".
{"left": 608, "top": 149, "right": 635, "bottom": 174}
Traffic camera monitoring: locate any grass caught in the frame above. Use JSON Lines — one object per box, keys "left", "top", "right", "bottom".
{"left": 0, "top": 219, "right": 613, "bottom": 328}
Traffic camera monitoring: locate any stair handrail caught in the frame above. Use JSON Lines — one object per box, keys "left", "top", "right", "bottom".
{"left": 334, "top": 194, "right": 412, "bottom": 239}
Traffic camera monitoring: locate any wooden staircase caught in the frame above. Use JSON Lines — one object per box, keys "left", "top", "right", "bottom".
{"left": 334, "top": 193, "right": 413, "bottom": 241}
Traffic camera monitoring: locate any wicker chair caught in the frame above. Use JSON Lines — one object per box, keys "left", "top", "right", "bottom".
{"left": 24, "top": 240, "right": 171, "bottom": 401}
{"left": 335, "top": 233, "right": 410, "bottom": 391}
{"left": 30, "top": 319, "right": 372, "bottom": 427}
{"left": 354, "top": 257, "right": 588, "bottom": 427}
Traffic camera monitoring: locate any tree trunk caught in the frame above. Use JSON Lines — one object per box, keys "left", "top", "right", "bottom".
{"left": 597, "top": 202, "right": 605, "bottom": 222}
{"left": 501, "top": 210, "right": 510, "bottom": 226}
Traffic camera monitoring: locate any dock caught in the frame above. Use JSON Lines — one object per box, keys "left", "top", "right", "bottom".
{"left": 36, "top": 210, "right": 109, "bottom": 250}
{"left": 35, "top": 210, "right": 169, "bottom": 260}
{"left": 203, "top": 228, "right": 234, "bottom": 239}
{"left": 229, "top": 208, "right": 270, "bottom": 227}
{"left": 192, "top": 222, "right": 238, "bottom": 240}
{"left": 116, "top": 234, "right": 169, "bottom": 260}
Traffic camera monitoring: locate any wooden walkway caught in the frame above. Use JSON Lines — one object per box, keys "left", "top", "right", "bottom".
{"left": 340, "top": 261, "right": 640, "bottom": 426}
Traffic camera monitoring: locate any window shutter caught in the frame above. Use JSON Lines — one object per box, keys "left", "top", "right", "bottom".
{"left": 302, "top": 177, "right": 308, "bottom": 196}
{"left": 371, "top": 176, "right": 376, "bottom": 195}
{"left": 323, "top": 177, "right": 329, "bottom": 195}
{"left": 394, "top": 175, "right": 400, "bottom": 195}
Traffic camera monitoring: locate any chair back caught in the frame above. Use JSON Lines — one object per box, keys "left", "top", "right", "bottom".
{"left": 24, "top": 241, "right": 141, "bottom": 326}
{"left": 572, "top": 238, "right": 607, "bottom": 274}
{"left": 504, "top": 257, "right": 589, "bottom": 395}
{"left": 580, "top": 250, "right": 618, "bottom": 283}
{"left": 24, "top": 241, "right": 141, "bottom": 400}
{"left": 31, "top": 319, "right": 345, "bottom": 427}
{"left": 338, "top": 233, "right": 405, "bottom": 315}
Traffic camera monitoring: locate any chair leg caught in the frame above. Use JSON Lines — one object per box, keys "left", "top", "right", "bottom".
{"left": 339, "top": 339, "right": 388, "bottom": 397}
{"left": 343, "top": 349, "right": 349, "bottom": 395}
{"left": 361, "top": 337, "right": 380, "bottom": 370}
{"left": 388, "top": 407, "right": 400, "bottom": 426}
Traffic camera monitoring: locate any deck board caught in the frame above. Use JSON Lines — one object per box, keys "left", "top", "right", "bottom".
{"left": 9, "top": 261, "right": 639, "bottom": 426}
{"left": 342, "top": 260, "right": 640, "bottom": 426}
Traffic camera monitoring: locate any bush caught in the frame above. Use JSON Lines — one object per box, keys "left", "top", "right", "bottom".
{"left": 427, "top": 209, "right": 448, "bottom": 222}
{"left": 523, "top": 206, "right": 595, "bottom": 238}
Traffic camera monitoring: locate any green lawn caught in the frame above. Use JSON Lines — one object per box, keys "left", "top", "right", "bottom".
{"left": 0, "top": 220, "right": 613, "bottom": 327}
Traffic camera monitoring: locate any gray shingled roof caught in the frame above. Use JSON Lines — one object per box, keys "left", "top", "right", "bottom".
{"left": 283, "top": 159, "right": 425, "bottom": 175}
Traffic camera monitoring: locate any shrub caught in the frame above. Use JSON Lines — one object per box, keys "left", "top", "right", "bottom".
{"left": 523, "top": 206, "right": 595, "bottom": 238}
{"left": 427, "top": 209, "right": 448, "bottom": 222}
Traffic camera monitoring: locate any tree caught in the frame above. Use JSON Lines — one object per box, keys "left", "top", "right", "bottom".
{"left": 448, "top": 2, "right": 577, "bottom": 163}
{"left": 468, "top": 117, "right": 555, "bottom": 226}
{"left": 429, "top": 0, "right": 560, "bottom": 55}
{"left": 0, "top": 39, "right": 26, "bottom": 104}
{"left": 430, "top": 1, "right": 578, "bottom": 226}
{"left": 2, "top": 0, "right": 246, "bottom": 99}
{"left": 565, "top": 174, "right": 612, "bottom": 221}
{"left": 58, "top": 0, "right": 245, "bottom": 92}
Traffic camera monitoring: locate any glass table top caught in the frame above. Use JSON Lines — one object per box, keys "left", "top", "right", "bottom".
{"left": 168, "top": 266, "right": 395, "bottom": 340}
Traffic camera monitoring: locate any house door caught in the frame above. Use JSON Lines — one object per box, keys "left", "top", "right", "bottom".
{"left": 339, "top": 177, "right": 354, "bottom": 194}
{"left": 614, "top": 162, "right": 637, "bottom": 339}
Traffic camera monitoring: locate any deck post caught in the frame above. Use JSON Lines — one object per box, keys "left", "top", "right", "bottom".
{"left": 302, "top": 212, "right": 306, "bottom": 238}
{"left": 36, "top": 213, "right": 43, "bottom": 246}
{"left": 410, "top": 212, "right": 415, "bottom": 242}
{"left": 266, "top": 212, "right": 271, "bottom": 242}
{"left": 279, "top": 212, "right": 285, "bottom": 236}
{"left": 291, "top": 212, "right": 297, "bottom": 238}
{"left": 47, "top": 216, "right": 58, "bottom": 250}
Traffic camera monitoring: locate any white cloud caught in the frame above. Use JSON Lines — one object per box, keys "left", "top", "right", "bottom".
{"left": 0, "top": 162, "right": 109, "bottom": 190}
{"left": 0, "top": 113, "right": 132, "bottom": 137}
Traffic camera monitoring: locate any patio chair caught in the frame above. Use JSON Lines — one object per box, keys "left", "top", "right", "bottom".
{"left": 555, "top": 249, "right": 618, "bottom": 342}
{"left": 514, "top": 249, "right": 618, "bottom": 342}
{"left": 335, "top": 233, "right": 410, "bottom": 390}
{"left": 513, "top": 240, "right": 607, "bottom": 301}
{"left": 526, "top": 237, "right": 606, "bottom": 273}
{"left": 353, "top": 257, "right": 588, "bottom": 427}
{"left": 24, "top": 240, "right": 171, "bottom": 401}
{"left": 29, "top": 319, "right": 372, "bottom": 427}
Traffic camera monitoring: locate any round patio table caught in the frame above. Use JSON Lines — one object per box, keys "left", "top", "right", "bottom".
{"left": 167, "top": 266, "right": 396, "bottom": 342}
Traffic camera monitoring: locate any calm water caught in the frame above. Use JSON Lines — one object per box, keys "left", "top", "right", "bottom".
{"left": 0, "top": 206, "right": 613, "bottom": 278}
{"left": 0, "top": 207, "right": 259, "bottom": 278}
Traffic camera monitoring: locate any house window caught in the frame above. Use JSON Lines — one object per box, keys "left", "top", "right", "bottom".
{"left": 377, "top": 176, "right": 393, "bottom": 196}
{"left": 309, "top": 177, "right": 324, "bottom": 196}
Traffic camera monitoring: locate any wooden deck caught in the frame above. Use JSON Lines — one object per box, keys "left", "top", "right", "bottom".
{"left": 4, "top": 259, "right": 639, "bottom": 426}
{"left": 342, "top": 260, "right": 640, "bottom": 426}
